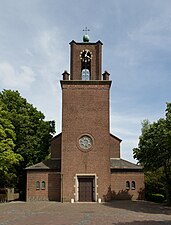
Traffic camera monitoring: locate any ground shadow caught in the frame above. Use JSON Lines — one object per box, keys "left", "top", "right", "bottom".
{"left": 103, "top": 186, "right": 170, "bottom": 215}
{"left": 113, "top": 220, "right": 171, "bottom": 225}
{"left": 103, "top": 200, "right": 171, "bottom": 215}
{"left": 103, "top": 186, "right": 145, "bottom": 201}
{"left": 103, "top": 186, "right": 133, "bottom": 201}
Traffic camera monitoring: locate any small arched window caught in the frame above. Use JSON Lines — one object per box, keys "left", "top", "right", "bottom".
{"left": 131, "top": 181, "right": 136, "bottom": 190}
{"left": 126, "top": 181, "right": 130, "bottom": 190}
{"left": 82, "top": 69, "right": 90, "bottom": 80}
{"left": 36, "top": 181, "right": 40, "bottom": 190}
{"left": 42, "top": 181, "right": 46, "bottom": 190}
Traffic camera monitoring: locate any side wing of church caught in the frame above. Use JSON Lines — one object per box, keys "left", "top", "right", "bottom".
{"left": 26, "top": 35, "right": 144, "bottom": 202}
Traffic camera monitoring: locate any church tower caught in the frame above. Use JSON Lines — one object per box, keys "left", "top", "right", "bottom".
{"left": 26, "top": 32, "right": 144, "bottom": 203}
{"left": 60, "top": 34, "right": 112, "bottom": 202}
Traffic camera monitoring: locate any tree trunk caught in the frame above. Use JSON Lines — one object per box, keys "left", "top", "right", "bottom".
{"left": 164, "top": 165, "right": 171, "bottom": 205}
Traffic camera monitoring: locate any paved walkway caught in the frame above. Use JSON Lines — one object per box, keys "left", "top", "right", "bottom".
{"left": 0, "top": 200, "right": 170, "bottom": 225}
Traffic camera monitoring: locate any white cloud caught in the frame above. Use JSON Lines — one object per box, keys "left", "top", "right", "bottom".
{"left": 109, "top": 8, "right": 171, "bottom": 74}
{"left": 0, "top": 62, "right": 36, "bottom": 89}
{"left": 111, "top": 112, "right": 143, "bottom": 135}
{"left": 31, "top": 28, "right": 69, "bottom": 92}
{"left": 0, "top": 0, "right": 170, "bottom": 163}
{"left": 25, "top": 49, "right": 34, "bottom": 57}
{"left": 16, "top": 28, "right": 67, "bottom": 133}
{"left": 111, "top": 113, "right": 144, "bottom": 126}
{"left": 110, "top": 112, "right": 144, "bottom": 163}
{"left": 34, "top": 28, "right": 68, "bottom": 65}
{"left": 128, "top": 14, "right": 171, "bottom": 49}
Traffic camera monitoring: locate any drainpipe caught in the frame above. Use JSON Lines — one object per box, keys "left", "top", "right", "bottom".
{"left": 61, "top": 173, "right": 63, "bottom": 203}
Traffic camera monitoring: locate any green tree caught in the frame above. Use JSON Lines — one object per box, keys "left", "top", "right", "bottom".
{"left": 145, "top": 170, "right": 165, "bottom": 200}
{"left": 0, "top": 90, "right": 55, "bottom": 193}
{"left": 133, "top": 103, "right": 171, "bottom": 205}
{"left": 0, "top": 99, "right": 23, "bottom": 187}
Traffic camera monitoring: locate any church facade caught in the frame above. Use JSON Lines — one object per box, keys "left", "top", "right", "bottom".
{"left": 26, "top": 36, "right": 144, "bottom": 202}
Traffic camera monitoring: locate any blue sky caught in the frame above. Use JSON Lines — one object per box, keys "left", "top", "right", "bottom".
{"left": 0, "top": 0, "right": 171, "bottom": 162}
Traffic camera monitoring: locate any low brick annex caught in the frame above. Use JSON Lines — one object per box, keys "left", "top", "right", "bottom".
{"left": 26, "top": 37, "right": 144, "bottom": 202}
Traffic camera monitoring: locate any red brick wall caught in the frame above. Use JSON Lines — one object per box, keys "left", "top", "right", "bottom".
{"left": 51, "top": 133, "right": 61, "bottom": 159}
{"left": 70, "top": 41, "right": 102, "bottom": 80}
{"left": 111, "top": 171, "right": 145, "bottom": 200}
{"left": 48, "top": 172, "right": 61, "bottom": 201}
{"left": 110, "top": 134, "right": 121, "bottom": 158}
{"left": 61, "top": 81, "right": 112, "bottom": 202}
{"left": 26, "top": 170, "right": 61, "bottom": 201}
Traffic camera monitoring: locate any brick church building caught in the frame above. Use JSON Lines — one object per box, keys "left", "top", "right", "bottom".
{"left": 26, "top": 34, "right": 144, "bottom": 202}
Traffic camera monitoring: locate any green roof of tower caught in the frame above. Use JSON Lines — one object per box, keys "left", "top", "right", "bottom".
{"left": 83, "top": 34, "right": 90, "bottom": 42}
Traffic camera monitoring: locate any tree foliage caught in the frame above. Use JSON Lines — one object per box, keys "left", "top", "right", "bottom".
{"left": 144, "top": 170, "right": 166, "bottom": 201}
{"left": 0, "top": 99, "right": 23, "bottom": 187}
{"left": 133, "top": 103, "right": 171, "bottom": 205}
{"left": 0, "top": 90, "right": 55, "bottom": 190}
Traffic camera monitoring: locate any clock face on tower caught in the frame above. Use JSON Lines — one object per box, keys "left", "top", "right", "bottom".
{"left": 80, "top": 49, "right": 92, "bottom": 62}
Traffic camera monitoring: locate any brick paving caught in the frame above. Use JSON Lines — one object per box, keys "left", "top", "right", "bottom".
{"left": 0, "top": 200, "right": 170, "bottom": 225}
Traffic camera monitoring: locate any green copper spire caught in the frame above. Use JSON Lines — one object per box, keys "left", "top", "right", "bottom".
{"left": 83, "top": 34, "right": 90, "bottom": 42}
{"left": 83, "top": 27, "right": 90, "bottom": 42}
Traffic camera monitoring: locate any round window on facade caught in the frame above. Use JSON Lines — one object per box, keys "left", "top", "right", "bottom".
{"left": 78, "top": 135, "right": 93, "bottom": 151}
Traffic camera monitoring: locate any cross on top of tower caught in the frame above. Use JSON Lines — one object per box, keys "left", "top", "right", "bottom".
{"left": 83, "top": 27, "right": 90, "bottom": 35}
{"left": 83, "top": 27, "right": 90, "bottom": 42}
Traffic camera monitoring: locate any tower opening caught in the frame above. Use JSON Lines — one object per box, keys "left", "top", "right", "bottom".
{"left": 80, "top": 49, "right": 92, "bottom": 80}
{"left": 82, "top": 69, "right": 90, "bottom": 80}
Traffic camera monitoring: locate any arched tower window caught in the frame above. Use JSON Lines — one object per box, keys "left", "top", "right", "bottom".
{"left": 80, "top": 49, "right": 92, "bottom": 80}
{"left": 82, "top": 69, "right": 90, "bottom": 80}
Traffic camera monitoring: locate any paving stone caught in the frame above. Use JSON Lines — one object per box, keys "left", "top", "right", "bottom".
{"left": 0, "top": 201, "right": 170, "bottom": 225}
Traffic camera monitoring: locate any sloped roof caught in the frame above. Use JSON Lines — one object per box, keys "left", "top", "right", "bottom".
{"left": 25, "top": 159, "right": 61, "bottom": 171}
{"left": 51, "top": 132, "right": 62, "bottom": 141}
{"left": 110, "top": 158, "right": 143, "bottom": 170}
{"left": 110, "top": 133, "right": 122, "bottom": 142}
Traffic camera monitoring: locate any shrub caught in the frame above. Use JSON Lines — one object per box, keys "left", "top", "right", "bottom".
{"left": 147, "top": 193, "right": 165, "bottom": 203}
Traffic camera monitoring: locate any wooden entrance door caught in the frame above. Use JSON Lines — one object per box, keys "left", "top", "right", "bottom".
{"left": 79, "top": 178, "right": 93, "bottom": 202}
